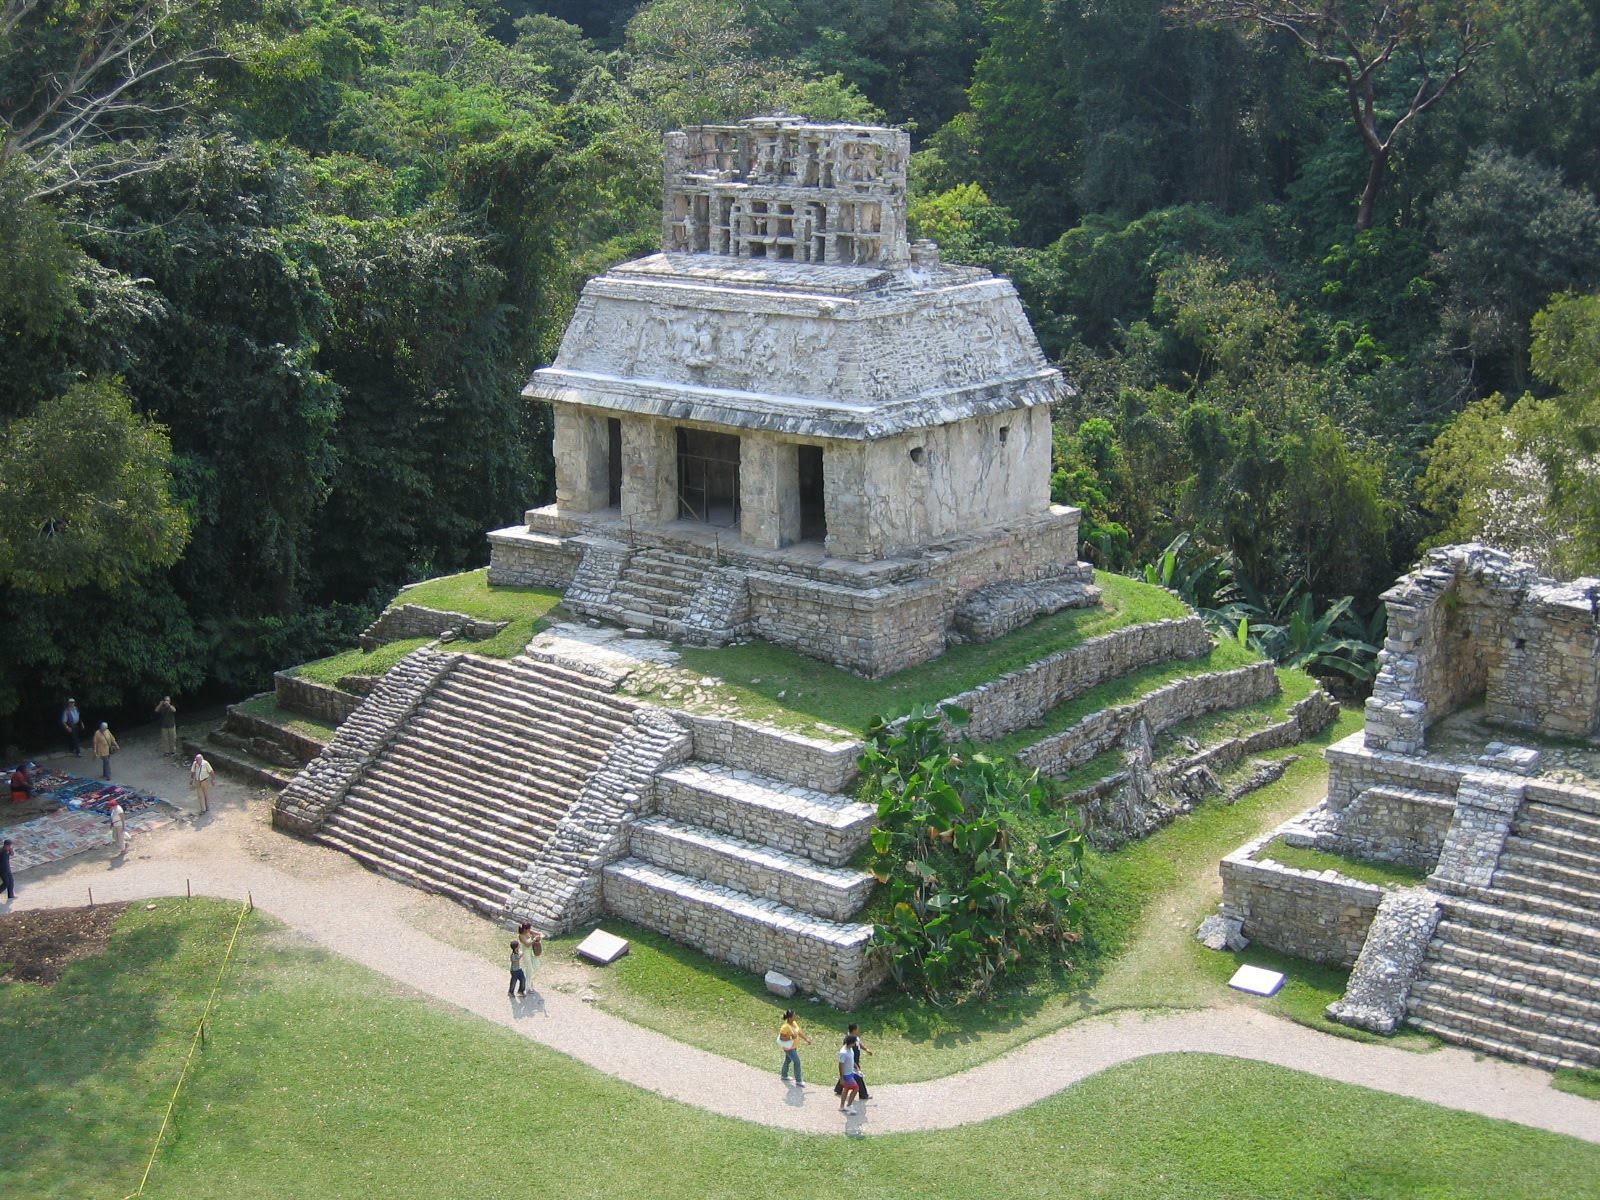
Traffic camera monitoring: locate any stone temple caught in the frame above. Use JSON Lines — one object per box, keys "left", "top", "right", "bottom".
{"left": 489, "top": 117, "right": 1094, "bottom": 677}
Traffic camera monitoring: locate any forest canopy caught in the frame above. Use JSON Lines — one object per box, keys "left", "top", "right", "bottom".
{"left": 1, "top": 0, "right": 1597, "bottom": 738}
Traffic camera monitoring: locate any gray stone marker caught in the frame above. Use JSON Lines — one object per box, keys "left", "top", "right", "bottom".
{"left": 575, "top": 929, "right": 631, "bottom": 965}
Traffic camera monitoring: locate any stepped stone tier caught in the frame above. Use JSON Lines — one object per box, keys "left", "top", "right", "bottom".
{"left": 1211, "top": 546, "right": 1600, "bottom": 1070}
{"left": 489, "top": 117, "right": 1095, "bottom": 678}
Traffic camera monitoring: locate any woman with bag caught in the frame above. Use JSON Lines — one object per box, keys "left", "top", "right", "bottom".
{"left": 777, "top": 1009, "right": 811, "bottom": 1087}
{"left": 517, "top": 922, "right": 543, "bottom": 985}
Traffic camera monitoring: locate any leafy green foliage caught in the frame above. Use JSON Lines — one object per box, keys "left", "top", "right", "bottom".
{"left": 0, "top": 378, "right": 190, "bottom": 593}
{"left": 860, "top": 705, "right": 1086, "bottom": 1001}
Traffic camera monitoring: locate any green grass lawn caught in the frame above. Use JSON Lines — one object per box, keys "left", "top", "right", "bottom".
{"left": 5, "top": 900, "right": 1596, "bottom": 1200}
{"left": 621, "top": 572, "right": 1193, "bottom": 735}
{"left": 292, "top": 637, "right": 435, "bottom": 686}
{"left": 1258, "top": 838, "right": 1433, "bottom": 891}
{"left": 233, "top": 693, "right": 338, "bottom": 742}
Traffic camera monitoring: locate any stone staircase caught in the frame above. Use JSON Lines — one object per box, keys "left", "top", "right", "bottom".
{"left": 314, "top": 655, "right": 637, "bottom": 916}
{"left": 602, "top": 545, "right": 717, "bottom": 637}
{"left": 602, "top": 752, "right": 883, "bottom": 1006}
{"left": 1407, "top": 796, "right": 1600, "bottom": 1069}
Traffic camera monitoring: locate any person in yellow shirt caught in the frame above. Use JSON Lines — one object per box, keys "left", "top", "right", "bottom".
{"left": 778, "top": 1009, "right": 812, "bottom": 1087}
{"left": 92, "top": 722, "right": 119, "bottom": 781}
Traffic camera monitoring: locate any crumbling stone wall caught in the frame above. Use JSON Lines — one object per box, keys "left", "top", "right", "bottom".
{"left": 358, "top": 602, "right": 507, "bottom": 650}
{"left": 1220, "top": 830, "right": 1387, "bottom": 966}
{"left": 1365, "top": 544, "right": 1600, "bottom": 753}
{"left": 274, "top": 672, "right": 362, "bottom": 726}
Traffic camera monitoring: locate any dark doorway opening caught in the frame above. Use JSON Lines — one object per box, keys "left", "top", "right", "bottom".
{"left": 677, "top": 427, "right": 740, "bottom": 527}
{"left": 607, "top": 418, "right": 622, "bottom": 508}
{"left": 797, "top": 444, "right": 826, "bottom": 542}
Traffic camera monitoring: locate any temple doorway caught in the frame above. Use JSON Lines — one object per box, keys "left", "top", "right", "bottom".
{"left": 677, "top": 427, "right": 740, "bottom": 527}
{"left": 797, "top": 444, "right": 826, "bottom": 542}
{"left": 607, "top": 418, "right": 622, "bottom": 509}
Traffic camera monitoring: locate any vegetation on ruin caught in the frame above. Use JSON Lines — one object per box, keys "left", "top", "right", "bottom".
{"left": 1258, "top": 838, "right": 1433, "bottom": 891}
{"left": 623, "top": 570, "right": 1191, "bottom": 734}
{"left": 4, "top": 0, "right": 1599, "bottom": 745}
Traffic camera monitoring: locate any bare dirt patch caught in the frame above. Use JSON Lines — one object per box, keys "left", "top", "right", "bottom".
{"left": 0, "top": 903, "right": 128, "bottom": 985}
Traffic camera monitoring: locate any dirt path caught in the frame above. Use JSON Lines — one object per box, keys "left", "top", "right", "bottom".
{"left": 6, "top": 730, "right": 1598, "bottom": 1141}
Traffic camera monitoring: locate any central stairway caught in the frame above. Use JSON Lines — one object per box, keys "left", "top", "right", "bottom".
{"left": 607, "top": 546, "right": 713, "bottom": 635}
{"left": 314, "top": 655, "right": 637, "bottom": 915}
{"left": 1407, "top": 794, "right": 1600, "bottom": 1069}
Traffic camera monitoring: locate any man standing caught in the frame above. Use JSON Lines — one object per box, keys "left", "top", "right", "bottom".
{"left": 93, "top": 722, "right": 119, "bottom": 781}
{"left": 108, "top": 797, "right": 127, "bottom": 856}
{"left": 155, "top": 696, "right": 178, "bottom": 757}
{"left": 62, "top": 698, "right": 83, "bottom": 757}
{"left": 190, "top": 753, "right": 215, "bottom": 813}
{"left": 1, "top": 838, "right": 14, "bottom": 901}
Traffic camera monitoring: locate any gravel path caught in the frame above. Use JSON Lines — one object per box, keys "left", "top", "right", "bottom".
{"left": 6, "top": 734, "right": 1598, "bottom": 1142}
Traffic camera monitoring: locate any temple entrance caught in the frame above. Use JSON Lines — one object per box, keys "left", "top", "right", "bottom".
{"left": 607, "top": 418, "right": 622, "bottom": 509}
{"left": 797, "top": 444, "right": 826, "bottom": 542}
{"left": 677, "top": 427, "right": 740, "bottom": 527}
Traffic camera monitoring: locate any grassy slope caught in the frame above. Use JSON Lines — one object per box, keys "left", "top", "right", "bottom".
{"left": 4, "top": 901, "right": 1596, "bottom": 1200}
{"left": 1259, "top": 838, "right": 1432, "bottom": 890}
{"left": 622, "top": 572, "right": 1192, "bottom": 735}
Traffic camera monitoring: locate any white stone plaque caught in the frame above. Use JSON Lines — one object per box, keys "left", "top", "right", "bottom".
{"left": 576, "top": 929, "right": 631, "bottom": 965}
{"left": 1228, "top": 965, "right": 1286, "bottom": 997}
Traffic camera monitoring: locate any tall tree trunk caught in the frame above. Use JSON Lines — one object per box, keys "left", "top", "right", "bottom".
{"left": 1355, "top": 149, "right": 1387, "bottom": 231}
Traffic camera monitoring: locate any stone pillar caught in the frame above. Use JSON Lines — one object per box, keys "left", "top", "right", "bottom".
{"left": 822, "top": 442, "right": 871, "bottom": 561}
{"left": 553, "top": 408, "right": 611, "bottom": 514}
{"left": 622, "top": 418, "right": 678, "bottom": 525}
{"left": 738, "top": 436, "right": 799, "bottom": 550}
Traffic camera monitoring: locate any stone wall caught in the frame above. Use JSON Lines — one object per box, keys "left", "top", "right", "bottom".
{"left": 673, "top": 712, "right": 861, "bottom": 793}
{"left": 486, "top": 526, "right": 582, "bottom": 588}
{"left": 746, "top": 571, "right": 948, "bottom": 678}
{"left": 601, "top": 863, "right": 885, "bottom": 1009}
{"left": 358, "top": 602, "right": 507, "bottom": 650}
{"left": 273, "top": 649, "right": 459, "bottom": 836}
{"left": 274, "top": 672, "right": 362, "bottom": 726}
{"left": 939, "top": 617, "right": 1213, "bottom": 742}
{"left": 1019, "top": 662, "right": 1279, "bottom": 777}
{"left": 1364, "top": 544, "right": 1600, "bottom": 752}
{"left": 504, "top": 708, "right": 693, "bottom": 933}
{"left": 1220, "top": 831, "right": 1386, "bottom": 966}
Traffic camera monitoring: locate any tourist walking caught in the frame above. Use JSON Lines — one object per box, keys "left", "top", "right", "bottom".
{"left": 838, "top": 1034, "right": 863, "bottom": 1114}
{"left": 155, "top": 696, "right": 178, "bottom": 757}
{"left": 108, "top": 796, "right": 127, "bottom": 856}
{"left": 517, "top": 922, "right": 543, "bottom": 986}
{"left": 190, "top": 753, "right": 215, "bottom": 813}
{"left": 834, "top": 1023, "right": 873, "bottom": 1101}
{"left": 62, "top": 698, "right": 83, "bottom": 757}
{"left": 508, "top": 941, "right": 528, "bottom": 997}
{"left": 1, "top": 838, "right": 14, "bottom": 901}
{"left": 92, "top": 722, "right": 119, "bottom": 781}
{"left": 778, "top": 1009, "right": 811, "bottom": 1086}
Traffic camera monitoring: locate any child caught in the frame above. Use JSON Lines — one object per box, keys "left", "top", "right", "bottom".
{"left": 508, "top": 941, "right": 527, "bottom": 998}
{"left": 838, "top": 1034, "right": 863, "bottom": 1114}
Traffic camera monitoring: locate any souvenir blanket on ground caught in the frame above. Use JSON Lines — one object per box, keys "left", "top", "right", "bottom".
{"left": 2, "top": 765, "right": 180, "bottom": 872}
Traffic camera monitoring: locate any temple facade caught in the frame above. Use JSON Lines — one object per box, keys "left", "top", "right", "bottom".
{"left": 490, "top": 117, "right": 1094, "bottom": 677}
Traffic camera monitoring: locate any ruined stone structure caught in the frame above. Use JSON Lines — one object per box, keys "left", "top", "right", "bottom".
{"left": 489, "top": 117, "right": 1093, "bottom": 678}
{"left": 1212, "top": 546, "right": 1600, "bottom": 1070}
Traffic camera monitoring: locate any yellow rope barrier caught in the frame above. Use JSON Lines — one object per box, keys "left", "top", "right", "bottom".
{"left": 124, "top": 897, "right": 252, "bottom": 1199}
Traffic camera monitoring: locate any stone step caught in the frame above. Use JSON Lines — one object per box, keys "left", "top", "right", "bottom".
{"left": 1414, "top": 960, "right": 1600, "bottom": 1026}
{"left": 1430, "top": 920, "right": 1600, "bottom": 998}
{"left": 405, "top": 714, "right": 605, "bottom": 782}
{"left": 1504, "top": 832, "right": 1600, "bottom": 876}
{"left": 615, "top": 576, "right": 687, "bottom": 602}
{"left": 360, "top": 753, "right": 578, "bottom": 824}
{"left": 1435, "top": 883, "right": 1600, "bottom": 939}
{"left": 601, "top": 858, "right": 876, "bottom": 1008}
{"left": 1406, "top": 987, "right": 1600, "bottom": 1068}
{"left": 1510, "top": 818, "right": 1600, "bottom": 864}
{"left": 1498, "top": 847, "right": 1600, "bottom": 895}
{"left": 1406, "top": 1017, "right": 1578, "bottom": 1073}
{"left": 425, "top": 681, "right": 628, "bottom": 743}
{"left": 340, "top": 785, "right": 559, "bottom": 864}
{"left": 455, "top": 653, "right": 626, "bottom": 696}
{"left": 392, "top": 733, "right": 592, "bottom": 802}
{"left": 316, "top": 822, "right": 512, "bottom": 914}
{"left": 629, "top": 815, "right": 875, "bottom": 922}
{"left": 435, "top": 671, "right": 632, "bottom": 735}
{"left": 616, "top": 609, "right": 685, "bottom": 638}
{"left": 655, "top": 762, "right": 875, "bottom": 868}
{"left": 1489, "top": 867, "right": 1600, "bottom": 912}
{"left": 1520, "top": 801, "right": 1600, "bottom": 843}
{"left": 1361, "top": 783, "right": 1457, "bottom": 809}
